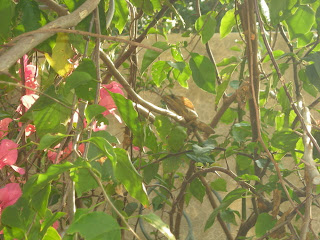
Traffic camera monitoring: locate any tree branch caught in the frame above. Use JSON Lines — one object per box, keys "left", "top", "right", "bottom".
{"left": 0, "top": 0, "right": 100, "bottom": 72}
{"left": 36, "top": 0, "right": 69, "bottom": 16}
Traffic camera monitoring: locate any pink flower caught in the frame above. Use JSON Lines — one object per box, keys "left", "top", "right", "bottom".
{"left": 19, "top": 55, "right": 38, "bottom": 95}
{"left": 20, "top": 94, "right": 39, "bottom": 111}
{"left": 48, "top": 142, "right": 85, "bottom": 164}
{"left": 0, "top": 118, "right": 12, "bottom": 139}
{"left": 0, "top": 183, "right": 22, "bottom": 214}
{"left": 0, "top": 139, "right": 24, "bottom": 175}
{"left": 99, "top": 81, "right": 124, "bottom": 122}
{"left": 0, "top": 139, "right": 18, "bottom": 169}
{"left": 18, "top": 122, "right": 36, "bottom": 137}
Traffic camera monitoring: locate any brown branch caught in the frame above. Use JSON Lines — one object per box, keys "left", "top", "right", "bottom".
{"left": 199, "top": 175, "right": 234, "bottom": 240}
{"left": 0, "top": 0, "right": 100, "bottom": 72}
{"left": 254, "top": 0, "right": 320, "bottom": 156}
{"left": 36, "top": 0, "right": 69, "bottom": 16}
{"left": 99, "top": 50, "right": 186, "bottom": 123}
{"left": 3, "top": 28, "right": 161, "bottom": 54}
{"left": 103, "top": 0, "right": 178, "bottom": 83}
{"left": 171, "top": 161, "right": 196, "bottom": 237}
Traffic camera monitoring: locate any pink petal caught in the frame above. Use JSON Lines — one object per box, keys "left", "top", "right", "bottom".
{"left": 105, "top": 81, "right": 124, "bottom": 94}
{"left": 92, "top": 121, "right": 108, "bottom": 132}
{"left": 132, "top": 146, "right": 140, "bottom": 151}
{"left": 11, "top": 165, "right": 25, "bottom": 175}
{"left": 0, "top": 118, "right": 12, "bottom": 139}
{"left": 21, "top": 94, "right": 39, "bottom": 110}
{"left": 0, "top": 139, "right": 18, "bottom": 169}
{"left": 0, "top": 183, "right": 22, "bottom": 209}
{"left": 52, "top": 221, "right": 59, "bottom": 230}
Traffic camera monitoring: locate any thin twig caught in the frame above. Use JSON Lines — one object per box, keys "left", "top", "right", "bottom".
{"left": 89, "top": 169, "right": 142, "bottom": 239}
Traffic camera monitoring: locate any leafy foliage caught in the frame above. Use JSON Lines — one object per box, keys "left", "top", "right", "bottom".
{"left": 1, "top": 0, "right": 320, "bottom": 239}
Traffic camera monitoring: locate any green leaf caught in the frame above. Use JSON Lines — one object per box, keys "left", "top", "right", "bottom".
{"left": 124, "top": 202, "right": 139, "bottom": 216}
{"left": 85, "top": 104, "right": 106, "bottom": 124}
{"left": 186, "top": 153, "right": 214, "bottom": 164}
{"left": 205, "top": 188, "right": 246, "bottom": 231}
{"left": 190, "top": 178, "right": 206, "bottom": 203}
{"left": 263, "top": 50, "right": 285, "bottom": 63}
{"left": 3, "top": 227, "right": 25, "bottom": 240}
{"left": 71, "top": 163, "right": 99, "bottom": 197}
{"left": 217, "top": 56, "right": 238, "bottom": 67}
{"left": 67, "top": 212, "right": 121, "bottom": 240}
{"left": 17, "top": 0, "right": 45, "bottom": 32}
{"left": 304, "top": 52, "right": 320, "bottom": 91}
{"left": 83, "top": 137, "right": 116, "bottom": 165}
{"left": 269, "top": 0, "right": 297, "bottom": 25}
{"left": 141, "top": 42, "right": 171, "bottom": 73}
{"left": 172, "top": 63, "right": 191, "bottom": 88}
{"left": 239, "top": 174, "right": 260, "bottom": 181}
{"left": 210, "top": 178, "right": 227, "bottom": 192}
{"left": 109, "top": 92, "right": 144, "bottom": 143}
{"left": 114, "top": 148, "right": 149, "bottom": 206}
{"left": 31, "top": 184, "right": 51, "bottom": 217}
{"left": 113, "top": 0, "right": 129, "bottom": 34}
{"left": 236, "top": 155, "right": 252, "bottom": 171}
{"left": 167, "top": 126, "right": 187, "bottom": 152}
{"left": 231, "top": 122, "right": 251, "bottom": 142}
{"left": 195, "top": 11, "right": 216, "bottom": 44}
{"left": 40, "top": 211, "right": 65, "bottom": 238}
{"left": 152, "top": 61, "right": 171, "bottom": 87}
{"left": 64, "top": 59, "right": 97, "bottom": 101}
{"left": 38, "top": 133, "right": 70, "bottom": 150}
{"left": 221, "top": 108, "right": 237, "bottom": 124}
{"left": 154, "top": 116, "right": 173, "bottom": 141}
{"left": 299, "top": 69, "right": 317, "bottom": 97}
{"left": 0, "top": 0, "right": 14, "bottom": 40}
{"left": 255, "top": 213, "right": 277, "bottom": 237}
{"left": 42, "top": 227, "right": 61, "bottom": 240}
{"left": 189, "top": 53, "right": 216, "bottom": 93}
{"left": 220, "top": 208, "right": 238, "bottom": 226}
{"left": 286, "top": 5, "right": 315, "bottom": 40}
{"left": 23, "top": 162, "right": 74, "bottom": 196}
{"left": 215, "top": 79, "right": 229, "bottom": 106}
{"left": 32, "top": 103, "right": 70, "bottom": 137}
{"left": 140, "top": 213, "right": 176, "bottom": 240}
{"left": 271, "top": 130, "right": 300, "bottom": 152}
{"left": 220, "top": 9, "right": 236, "bottom": 38}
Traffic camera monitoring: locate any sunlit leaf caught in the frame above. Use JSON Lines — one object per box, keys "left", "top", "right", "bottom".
{"left": 152, "top": 61, "right": 171, "bottom": 87}
{"left": 286, "top": 5, "right": 315, "bottom": 40}
{"left": 113, "top": 0, "right": 129, "bottom": 34}
{"left": 67, "top": 212, "right": 121, "bottom": 240}
{"left": 140, "top": 213, "right": 176, "bottom": 240}
{"left": 141, "top": 42, "right": 171, "bottom": 73}
{"left": 114, "top": 148, "right": 149, "bottom": 206}
{"left": 271, "top": 130, "right": 299, "bottom": 152}
{"left": 195, "top": 11, "right": 216, "bottom": 44}
{"left": 85, "top": 104, "right": 106, "bottom": 124}
{"left": 38, "top": 133, "right": 70, "bottom": 150}
{"left": 220, "top": 9, "right": 236, "bottom": 38}
{"left": 109, "top": 92, "right": 144, "bottom": 143}
{"left": 42, "top": 227, "right": 61, "bottom": 240}
{"left": 189, "top": 53, "right": 216, "bottom": 93}
{"left": 23, "top": 162, "right": 74, "bottom": 196}
{"left": 45, "top": 33, "right": 74, "bottom": 77}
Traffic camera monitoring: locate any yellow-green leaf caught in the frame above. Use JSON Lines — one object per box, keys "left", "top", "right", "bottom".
{"left": 45, "top": 33, "right": 74, "bottom": 77}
